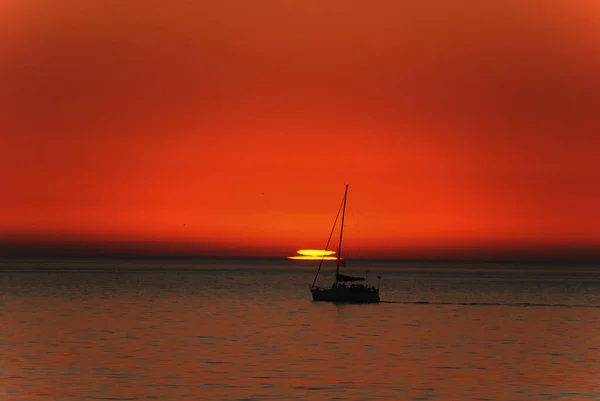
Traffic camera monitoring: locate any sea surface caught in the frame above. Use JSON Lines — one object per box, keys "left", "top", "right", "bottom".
{"left": 1, "top": 258, "right": 599, "bottom": 400}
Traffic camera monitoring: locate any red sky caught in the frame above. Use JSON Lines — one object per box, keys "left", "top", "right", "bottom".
{"left": 1, "top": 1, "right": 599, "bottom": 260}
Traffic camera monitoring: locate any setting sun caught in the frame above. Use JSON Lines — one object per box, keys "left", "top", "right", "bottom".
{"left": 288, "top": 249, "right": 337, "bottom": 261}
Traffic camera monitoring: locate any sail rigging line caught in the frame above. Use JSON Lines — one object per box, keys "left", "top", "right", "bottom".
{"left": 335, "top": 184, "right": 349, "bottom": 284}
{"left": 311, "top": 192, "right": 345, "bottom": 288}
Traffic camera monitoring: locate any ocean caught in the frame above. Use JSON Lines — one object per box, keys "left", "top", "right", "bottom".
{"left": 1, "top": 258, "right": 599, "bottom": 400}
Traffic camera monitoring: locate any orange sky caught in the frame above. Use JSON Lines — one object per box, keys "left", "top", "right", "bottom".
{"left": 1, "top": 1, "right": 599, "bottom": 260}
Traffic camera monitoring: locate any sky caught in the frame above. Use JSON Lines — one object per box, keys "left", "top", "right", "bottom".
{"left": 1, "top": 1, "right": 599, "bottom": 261}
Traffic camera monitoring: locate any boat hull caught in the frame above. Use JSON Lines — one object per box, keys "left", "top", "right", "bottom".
{"left": 311, "top": 286, "right": 380, "bottom": 303}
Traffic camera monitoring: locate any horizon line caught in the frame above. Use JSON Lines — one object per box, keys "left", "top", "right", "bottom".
{"left": 2, "top": 253, "right": 600, "bottom": 265}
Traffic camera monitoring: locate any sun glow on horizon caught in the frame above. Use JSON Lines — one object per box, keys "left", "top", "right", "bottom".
{"left": 288, "top": 255, "right": 338, "bottom": 260}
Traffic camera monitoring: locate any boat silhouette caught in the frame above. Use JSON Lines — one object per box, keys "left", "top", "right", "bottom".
{"left": 310, "top": 184, "right": 381, "bottom": 303}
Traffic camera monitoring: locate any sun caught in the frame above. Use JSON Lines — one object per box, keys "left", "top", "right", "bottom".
{"left": 287, "top": 249, "right": 337, "bottom": 260}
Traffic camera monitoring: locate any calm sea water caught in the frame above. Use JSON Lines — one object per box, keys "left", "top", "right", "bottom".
{"left": 1, "top": 258, "right": 599, "bottom": 400}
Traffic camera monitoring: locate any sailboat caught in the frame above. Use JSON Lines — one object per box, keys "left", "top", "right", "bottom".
{"left": 310, "top": 184, "right": 381, "bottom": 303}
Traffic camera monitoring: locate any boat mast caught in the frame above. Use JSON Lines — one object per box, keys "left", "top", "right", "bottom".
{"left": 335, "top": 184, "right": 349, "bottom": 284}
